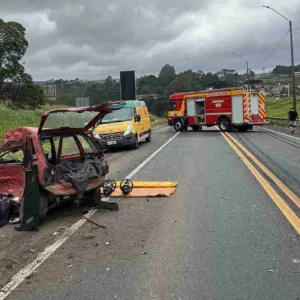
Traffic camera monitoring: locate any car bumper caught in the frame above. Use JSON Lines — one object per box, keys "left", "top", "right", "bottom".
{"left": 44, "top": 177, "right": 106, "bottom": 196}
{"left": 97, "top": 132, "right": 135, "bottom": 148}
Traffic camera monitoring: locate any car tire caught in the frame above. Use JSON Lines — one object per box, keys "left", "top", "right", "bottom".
{"left": 218, "top": 118, "right": 232, "bottom": 132}
{"left": 174, "top": 119, "right": 183, "bottom": 132}
{"left": 146, "top": 131, "right": 151, "bottom": 142}
{"left": 132, "top": 134, "right": 139, "bottom": 149}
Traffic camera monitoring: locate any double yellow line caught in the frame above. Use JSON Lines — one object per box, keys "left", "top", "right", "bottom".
{"left": 220, "top": 131, "right": 300, "bottom": 235}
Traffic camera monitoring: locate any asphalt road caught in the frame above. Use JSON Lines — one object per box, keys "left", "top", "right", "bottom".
{"left": 1, "top": 125, "right": 300, "bottom": 300}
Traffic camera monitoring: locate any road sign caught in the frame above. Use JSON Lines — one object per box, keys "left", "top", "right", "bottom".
{"left": 75, "top": 97, "right": 90, "bottom": 107}
{"left": 44, "top": 85, "right": 57, "bottom": 103}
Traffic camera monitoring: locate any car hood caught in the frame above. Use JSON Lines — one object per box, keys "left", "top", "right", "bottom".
{"left": 38, "top": 102, "right": 123, "bottom": 134}
{"left": 94, "top": 121, "right": 132, "bottom": 135}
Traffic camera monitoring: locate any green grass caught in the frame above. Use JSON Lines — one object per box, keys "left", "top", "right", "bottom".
{"left": 150, "top": 114, "right": 166, "bottom": 126}
{"left": 266, "top": 97, "right": 300, "bottom": 127}
{"left": 266, "top": 97, "right": 300, "bottom": 118}
{"left": 0, "top": 105, "right": 165, "bottom": 144}
{"left": 0, "top": 104, "right": 64, "bottom": 143}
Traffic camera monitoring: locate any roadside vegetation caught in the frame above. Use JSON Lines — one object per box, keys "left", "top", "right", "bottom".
{"left": 0, "top": 104, "right": 62, "bottom": 142}
{"left": 0, "top": 104, "right": 165, "bottom": 143}
{"left": 266, "top": 97, "right": 300, "bottom": 118}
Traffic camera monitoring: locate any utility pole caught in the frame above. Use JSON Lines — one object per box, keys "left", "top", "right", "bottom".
{"left": 233, "top": 53, "right": 249, "bottom": 84}
{"left": 263, "top": 5, "right": 296, "bottom": 111}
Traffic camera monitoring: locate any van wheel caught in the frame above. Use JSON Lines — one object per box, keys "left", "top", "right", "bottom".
{"left": 146, "top": 131, "right": 151, "bottom": 142}
{"left": 174, "top": 120, "right": 183, "bottom": 132}
{"left": 132, "top": 134, "right": 139, "bottom": 149}
{"left": 218, "top": 118, "right": 232, "bottom": 132}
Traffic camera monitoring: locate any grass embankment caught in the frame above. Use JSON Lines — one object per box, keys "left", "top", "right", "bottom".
{"left": 150, "top": 114, "right": 166, "bottom": 126}
{"left": 266, "top": 97, "right": 300, "bottom": 126}
{"left": 0, "top": 105, "right": 165, "bottom": 143}
{"left": 0, "top": 104, "right": 63, "bottom": 142}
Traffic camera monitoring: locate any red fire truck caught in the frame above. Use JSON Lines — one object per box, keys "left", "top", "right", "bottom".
{"left": 167, "top": 87, "right": 267, "bottom": 132}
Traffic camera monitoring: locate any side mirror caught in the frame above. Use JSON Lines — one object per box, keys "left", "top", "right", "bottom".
{"left": 135, "top": 115, "right": 141, "bottom": 122}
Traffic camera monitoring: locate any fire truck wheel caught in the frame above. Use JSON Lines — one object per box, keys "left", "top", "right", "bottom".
{"left": 191, "top": 125, "right": 199, "bottom": 131}
{"left": 218, "top": 118, "right": 232, "bottom": 132}
{"left": 174, "top": 119, "right": 183, "bottom": 131}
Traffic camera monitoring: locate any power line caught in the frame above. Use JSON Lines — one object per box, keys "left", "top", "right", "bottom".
{"left": 253, "top": 30, "right": 290, "bottom": 67}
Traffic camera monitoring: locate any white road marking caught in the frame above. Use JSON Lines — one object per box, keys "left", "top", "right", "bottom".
{"left": 126, "top": 131, "right": 181, "bottom": 180}
{"left": 0, "top": 209, "right": 97, "bottom": 300}
{"left": 261, "top": 127, "right": 300, "bottom": 141}
{"left": 0, "top": 131, "right": 180, "bottom": 300}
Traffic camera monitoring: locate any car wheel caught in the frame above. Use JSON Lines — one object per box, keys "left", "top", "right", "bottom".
{"left": 174, "top": 119, "right": 183, "bottom": 132}
{"left": 219, "top": 118, "right": 232, "bottom": 132}
{"left": 146, "top": 131, "right": 151, "bottom": 142}
{"left": 132, "top": 134, "right": 139, "bottom": 149}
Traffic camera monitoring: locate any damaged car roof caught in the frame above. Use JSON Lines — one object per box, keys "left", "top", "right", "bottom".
{"left": 38, "top": 103, "right": 113, "bottom": 134}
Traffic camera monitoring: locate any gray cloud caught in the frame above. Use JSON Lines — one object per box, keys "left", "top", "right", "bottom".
{"left": 1, "top": 0, "right": 300, "bottom": 80}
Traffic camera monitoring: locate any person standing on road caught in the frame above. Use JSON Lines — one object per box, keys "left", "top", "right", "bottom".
{"left": 287, "top": 107, "right": 298, "bottom": 134}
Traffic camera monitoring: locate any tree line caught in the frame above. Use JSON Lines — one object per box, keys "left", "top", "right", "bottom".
{"left": 0, "top": 19, "right": 44, "bottom": 109}
{"left": 0, "top": 18, "right": 298, "bottom": 111}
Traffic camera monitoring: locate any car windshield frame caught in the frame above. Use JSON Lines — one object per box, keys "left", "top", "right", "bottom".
{"left": 100, "top": 107, "right": 133, "bottom": 124}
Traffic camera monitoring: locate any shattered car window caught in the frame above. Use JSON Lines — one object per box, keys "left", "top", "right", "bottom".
{"left": 61, "top": 137, "right": 80, "bottom": 156}
{"left": 0, "top": 149, "right": 24, "bottom": 164}
{"left": 43, "top": 111, "right": 98, "bottom": 130}
{"left": 77, "top": 135, "right": 95, "bottom": 154}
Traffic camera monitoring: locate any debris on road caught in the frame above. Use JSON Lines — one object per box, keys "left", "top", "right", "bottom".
{"left": 82, "top": 215, "right": 107, "bottom": 229}
{"left": 292, "top": 259, "right": 300, "bottom": 264}
{"left": 9, "top": 217, "right": 20, "bottom": 224}
{"left": 106, "top": 268, "right": 110, "bottom": 271}
{"left": 142, "top": 251, "right": 147, "bottom": 255}
{"left": 84, "top": 234, "right": 95, "bottom": 240}
{"left": 221, "top": 196, "right": 229, "bottom": 200}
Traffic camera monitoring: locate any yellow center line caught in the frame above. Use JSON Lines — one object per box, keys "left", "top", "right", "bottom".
{"left": 225, "top": 132, "right": 300, "bottom": 208}
{"left": 220, "top": 131, "right": 300, "bottom": 235}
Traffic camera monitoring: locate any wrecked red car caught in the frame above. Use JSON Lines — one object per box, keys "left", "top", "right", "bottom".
{"left": 0, "top": 104, "right": 113, "bottom": 226}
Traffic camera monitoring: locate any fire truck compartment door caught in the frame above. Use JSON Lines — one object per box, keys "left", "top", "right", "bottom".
{"left": 232, "top": 96, "right": 243, "bottom": 123}
{"left": 251, "top": 96, "right": 259, "bottom": 115}
{"left": 187, "top": 100, "right": 196, "bottom": 116}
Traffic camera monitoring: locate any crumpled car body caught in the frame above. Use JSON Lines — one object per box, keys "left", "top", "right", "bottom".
{"left": 0, "top": 103, "right": 115, "bottom": 219}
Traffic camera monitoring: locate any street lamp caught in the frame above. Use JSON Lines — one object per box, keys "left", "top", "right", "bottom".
{"left": 233, "top": 52, "right": 249, "bottom": 83}
{"left": 263, "top": 5, "right": 296, "bottom": 111}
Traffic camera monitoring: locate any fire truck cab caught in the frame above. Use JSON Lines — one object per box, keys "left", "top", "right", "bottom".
{"left": 167, "top": 87, "right": 266, "bottom": 132}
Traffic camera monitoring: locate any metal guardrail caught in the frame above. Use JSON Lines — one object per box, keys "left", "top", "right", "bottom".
{"left": 266, "top": 116, "right": 287, "bottom": 121}
{"left": 267, "top": 116, "right": 299, "bottom": 121}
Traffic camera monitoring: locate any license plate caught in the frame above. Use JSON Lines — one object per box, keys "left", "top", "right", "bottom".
{"left": 107, "top": 141, "right": 117, "bottom": 145}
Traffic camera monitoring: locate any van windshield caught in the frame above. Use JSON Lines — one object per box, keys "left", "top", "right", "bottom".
{"left": 100, "top": 107, "right": 133, "bottom": 124}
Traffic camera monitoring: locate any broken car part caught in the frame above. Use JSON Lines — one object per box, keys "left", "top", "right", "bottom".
{"left": 103, "top": 179, "right": 116, "bottom": 196}
{"left": 120, "top": 179, "right": 133, "bottom": 195}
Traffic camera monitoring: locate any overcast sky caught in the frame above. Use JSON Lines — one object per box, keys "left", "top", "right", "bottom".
{"left": 1, "top": 0, "right": 300, "bottom": 80}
